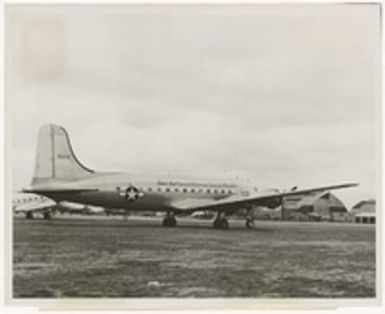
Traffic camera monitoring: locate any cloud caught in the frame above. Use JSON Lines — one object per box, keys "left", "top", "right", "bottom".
{"left": 8, "top": 4, "right": 379, "bottom": 208}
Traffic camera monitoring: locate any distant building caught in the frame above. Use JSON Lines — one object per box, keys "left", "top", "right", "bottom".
{"left": 351, "top": 199, "right": 376, "bottom": 224}
{"left": 281, "top": 192, "right": 349, "bottom": 221}
{"left": 191, "top": 211, "right": 214, "bottom": 219}
{"left": 251, "top": 207, "right": 281, "bottom": 220}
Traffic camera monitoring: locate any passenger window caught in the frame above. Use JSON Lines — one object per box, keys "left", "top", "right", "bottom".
{"left": 191, "top": 189, "right": 195, "bottom": 193}
{"left": 166, "top": 188, "right": 170, "bottom": 192}
{"left": 148, "top": 187, "right": 152, "bottom": 192}
{"left": 183, "top": 188, "right": 188, "bottom": 193}
{"left": 213, "top": 189, "right": 218, "bottom": 194}
{"left": 175, "top": 188, "right": 179, "bottom": 192}
{"left": 207, "top": 189, "right": 211, "bottom": 194}
{"left": 221, "top": 190, "right": 226, "bottom": 194}
{"left": 158, "top": 187, "right": 162, "bottom": 192}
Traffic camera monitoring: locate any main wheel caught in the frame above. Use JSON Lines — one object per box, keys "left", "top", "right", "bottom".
{"left": 43, "top": 212, "right": 51, "bottom": 220}
{"left": 26, "top": 212, "right": 34, "bottom": 220}
{"left": 213, "top": 218, "right": 229, "bottom": 229}
{"left": 245, "top": 218, "right": 255, "bottom": 229}
{"left": 163, "top": 216, "right": 177, "bottom": 227}
{"left": 169, "top": 217, "right": 177, "bottom": 227}
{"left": 219, "top": 219, "right": 229, "bottom": 229}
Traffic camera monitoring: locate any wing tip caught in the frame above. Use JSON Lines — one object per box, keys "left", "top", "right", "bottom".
{"left": 341, "top": 182, "right": 359, "bottom": 188}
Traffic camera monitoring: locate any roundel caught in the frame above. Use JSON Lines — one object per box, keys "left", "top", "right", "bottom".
{"left": 124, "top": 185, "right": 143, "bottom": 201}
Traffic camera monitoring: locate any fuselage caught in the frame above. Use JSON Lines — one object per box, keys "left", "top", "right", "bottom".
{"left": 31, "top": 172, "right": 262, "bottom": 213}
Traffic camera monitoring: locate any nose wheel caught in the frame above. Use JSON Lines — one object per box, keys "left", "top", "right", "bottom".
{"left": 163, "top": 212, "right": 177, "bottom": 227}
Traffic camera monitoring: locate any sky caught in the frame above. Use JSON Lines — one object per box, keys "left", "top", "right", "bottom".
{"left": 7, "top": 4, "right": 380, "bottom": 208}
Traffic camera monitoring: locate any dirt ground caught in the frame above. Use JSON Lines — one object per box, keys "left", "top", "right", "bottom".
{"left": 12, "top": 216, "right": 376, "bottom": 298}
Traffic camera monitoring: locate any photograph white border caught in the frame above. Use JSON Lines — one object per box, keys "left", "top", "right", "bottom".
{"left": 2, "top": 0, "right": 383, "bottom": 311}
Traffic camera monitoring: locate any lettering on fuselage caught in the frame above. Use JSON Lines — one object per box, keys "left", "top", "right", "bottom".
{"left": 156, "top": 180, "right": 237, "bottom": 189}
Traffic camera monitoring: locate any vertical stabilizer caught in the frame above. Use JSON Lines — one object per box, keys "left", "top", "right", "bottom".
{"left": 32, "top": 124, "right": 94, "bottom": 184}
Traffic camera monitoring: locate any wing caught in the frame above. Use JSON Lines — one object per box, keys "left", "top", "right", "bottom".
{"left": 171, "top": 182, "right": 358, "bottom": 213}
{"left": 170, "top": 198, "right": 216, "bottom": 212}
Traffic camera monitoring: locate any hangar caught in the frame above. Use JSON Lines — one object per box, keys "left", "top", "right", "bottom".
{"left": 281, "top": 192, "right": 348, "bottom": 221}
{"left": 350, "top": 199, "right": 376, "bottom": 224}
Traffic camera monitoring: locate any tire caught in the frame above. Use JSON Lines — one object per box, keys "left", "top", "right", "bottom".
{"left": 219, "top": 219, "right": 229, "bottom": 229}
{"left": 26, "top": 212, "right": 34, "bottom": 220}
{"left": 43, "top": 212, "right": 51, "bottom": 220}
{"left": 163, "top": 217, "right": 177, "bottom": 227}
{"left": 162, "top": 217, "right": 169, "bottom": 227}
{"left": 169, "top": 217, "right": 177, "bottom": 227}
{"left": 245, "top": 219, "right": 254, "bottom": 229}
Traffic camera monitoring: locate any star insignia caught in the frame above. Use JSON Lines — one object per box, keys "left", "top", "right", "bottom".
{"left": 123, "top": 185, "right": 144, "bottom": 201}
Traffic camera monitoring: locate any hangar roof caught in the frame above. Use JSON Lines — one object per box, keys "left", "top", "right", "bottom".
{"left": 283, "top": 192, "right": 347, "bottom": 213}
{"left": 351, "top": 199, "right": 375, "bottom": 214}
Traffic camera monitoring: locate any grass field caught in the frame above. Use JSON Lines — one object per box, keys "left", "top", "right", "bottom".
{"left": 13, "top": 216, "right": 376, "bottom": 298}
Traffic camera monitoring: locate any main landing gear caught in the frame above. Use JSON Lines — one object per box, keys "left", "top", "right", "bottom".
{"left": 212, "top": 210, "right": 255, "bottom": 229}
{"left": 213, "top": 211, "right": 229, "bottom": 229}
{"left": 163, "top": 212, "right": 177, "bottom": 227}
{"left": 43, "top": 212, "right": 52, "bottom": 220}
{"left": 245, "top": 209, "right": 255, "bottom": 229}
{"left": 245, "top": 217, "right": 255, "bottom": 229}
